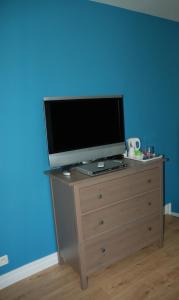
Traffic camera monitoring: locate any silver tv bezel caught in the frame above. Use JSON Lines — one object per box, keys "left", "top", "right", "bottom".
{"left": 44, "top": 96, "right": 125, "bottom": 169}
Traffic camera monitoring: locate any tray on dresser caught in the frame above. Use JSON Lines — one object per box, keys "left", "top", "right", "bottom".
{"left": 126, "top": 155, "right": 163, "bottom": 163}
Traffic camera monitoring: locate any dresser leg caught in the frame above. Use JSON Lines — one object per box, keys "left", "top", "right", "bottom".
{"left": 57, "top": 252, "right": 65, "bottom": 265}
{"left": 80, "top": 275, "right": 88, "bottom": 290}
{"left": 59, "top": 255, "right": 65, "bottom": 265}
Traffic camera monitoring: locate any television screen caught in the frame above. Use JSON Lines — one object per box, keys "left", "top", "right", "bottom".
{"left": 44, "top": 96, "right": 125, "bottom": 168}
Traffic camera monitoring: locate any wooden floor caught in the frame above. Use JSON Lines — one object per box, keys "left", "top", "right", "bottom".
{"left": 1, "top": 215, "right": 179, "bottom": 300}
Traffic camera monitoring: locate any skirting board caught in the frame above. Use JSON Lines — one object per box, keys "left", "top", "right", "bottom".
{"left": 0, "top": 252, "right": 58, "bottom": 290}
{"left": 164, "top": 202, "right": 179, "bottom": 217}
{"left": 164, "top": 203, "right": 172, "bottom": 215}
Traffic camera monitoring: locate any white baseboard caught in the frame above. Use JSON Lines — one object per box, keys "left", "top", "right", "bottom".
{"left": 164, "top": 202, "right": 179, "bottom": 217}
{"left": 170, "top": 211, "right": 179, "bottom": 217}
{"left": 0, "top": 252, "right": 58, "bottom": 290}
{"left": 164, "top": 203, "right": 172, "bottom": 215}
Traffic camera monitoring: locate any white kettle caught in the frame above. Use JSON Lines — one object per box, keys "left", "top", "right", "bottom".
{"left": 127, "top": 138, "right": 141, "bottom": 158}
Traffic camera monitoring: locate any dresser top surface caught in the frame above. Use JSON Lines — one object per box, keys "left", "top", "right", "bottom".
{"left": 45, "top": 157, "right": 163, "bottom": 187}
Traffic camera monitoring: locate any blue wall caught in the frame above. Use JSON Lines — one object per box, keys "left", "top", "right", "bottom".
{"left": 0, "top": 0, "right": 179, "bottom": 275}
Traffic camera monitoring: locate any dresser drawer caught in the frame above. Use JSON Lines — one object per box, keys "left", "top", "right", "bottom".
{"left": 82, "top": 189, "right": 160, "bottom": 240}
{"left": 80, "top": 168, "right": 160, "bottom": 213}
{"left": 85, "top": 215, "right": 160, "bottom": 274}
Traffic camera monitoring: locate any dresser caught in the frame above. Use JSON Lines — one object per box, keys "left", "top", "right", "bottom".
{"left": 47, "top": 158, "right": 164, "bottom": 289}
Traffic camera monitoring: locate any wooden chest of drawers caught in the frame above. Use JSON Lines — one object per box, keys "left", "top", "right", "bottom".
{"left": 48, "top": 158, "right": 163, "bottom": 289}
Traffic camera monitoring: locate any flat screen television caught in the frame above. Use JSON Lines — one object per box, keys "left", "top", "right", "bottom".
{"left": 44, "top": 96, "right": 125, "bottom": 168}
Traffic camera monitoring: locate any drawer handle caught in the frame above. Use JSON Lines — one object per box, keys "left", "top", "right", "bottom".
{"left": 99, "top": 220, "right": 104, "bottom": 225}
{"left": 101, "top": 248, "right": 106, "bottom": 253}
{"left": 148, "top": 226, "right": 152, "bottom": 231}
{"left": 147, "top": 179, "right": 152, "bottom": 183}
{"left": 97, "top": 193, "right": 103, "bottom": 199}
{"left": 148, "top": 201, "right": 152, "bottom": 206}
